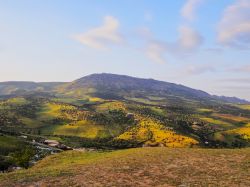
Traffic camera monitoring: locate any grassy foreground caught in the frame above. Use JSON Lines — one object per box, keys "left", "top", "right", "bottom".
{"left": 0, "top": 148, "right": 250, "bottom": 187}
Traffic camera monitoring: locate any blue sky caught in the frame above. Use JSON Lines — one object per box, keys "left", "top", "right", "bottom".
{"left": 0, "top": 0, "right": 250, "bottom": 100}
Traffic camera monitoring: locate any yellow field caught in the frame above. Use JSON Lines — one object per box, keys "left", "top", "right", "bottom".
{"left": 125, "top": 97, "right": 161, "bottom": 105}
{"left": 53, "top": 120, "right": 108, "bottom": 138}
{"left": 212, "top": 113, "right": 249, "bottom": 122}
{"left": 37, "top": 102, "right": 77, "bottom": 121}
{"left": 37, "top": 103, "right": 64, "bottom": 120}
{"left": 20, "top": 117, "right": 44, "bottom": 128}
{"left": 226, "top": 127, "right": 250, "bottom": 140}
{"left": 0, "top": 97, "right": 29, "bottom": 107}
{"left": 198, "top": 108, "right": 213, "bottom": 113}
{"left": 201, "top": 117, "right": 233, "bottom": 128}
{"left": 117, "top": 118, "right": 198, "bottom": 147}
{"left": 236, "top": 104, "right": 250, "bottom": 110}
{"left": 95, "top": 101, "right": 126, "bottom": 112}
{"left": 6, "top": 97, "right": 28, "bottom": 105}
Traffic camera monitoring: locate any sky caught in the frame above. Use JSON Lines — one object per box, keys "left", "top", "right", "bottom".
{"left": 0, "top": 0, "right": 250, "bottom": 100}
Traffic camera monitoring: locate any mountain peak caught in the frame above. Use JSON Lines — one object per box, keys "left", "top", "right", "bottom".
{"left": 0, "top": 73, "right": 249, "bottom": 104}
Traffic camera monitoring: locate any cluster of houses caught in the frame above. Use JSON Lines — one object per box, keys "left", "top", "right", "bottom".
{"left": 43, "top": 140, "right": 72, "bottom": 150}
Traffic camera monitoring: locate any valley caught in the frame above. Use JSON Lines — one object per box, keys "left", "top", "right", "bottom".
{"left": 0, "top": 73, "right": 250, "bottom": 185}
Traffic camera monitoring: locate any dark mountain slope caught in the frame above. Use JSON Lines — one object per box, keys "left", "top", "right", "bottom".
{"left": 0, "top": 73, "right": 248, "bottom": 104}
{"left": 59, "top": 73, "right": 249, "bottom": 104}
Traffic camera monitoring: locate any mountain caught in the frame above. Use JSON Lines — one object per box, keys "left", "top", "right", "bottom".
{"left": 58, "top": 73, "right": 249, "bottom": 104}
{"left": 0, "top": 81, "right": 64, "bottom": 96}
{"left": 0, "top": 73, "right": 250, "bottom": 170}
{"left": 63, "top": 73, "right": 209, "bottom": 97}
{"left": 213, "top": 95, "right": 249, "bottom": 104}
{"left": 0, "top": 73, "right": 249, "bottom": 104}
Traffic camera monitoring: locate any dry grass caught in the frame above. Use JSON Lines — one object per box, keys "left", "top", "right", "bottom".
{"left": 0, "top": 148, "right": 250, "bottom": 187}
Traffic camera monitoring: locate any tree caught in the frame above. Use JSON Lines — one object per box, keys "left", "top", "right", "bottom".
{"left": 0, "top": 156, "right": 13, "bottom": 172}
{"left": 10, "top": 146, "right": 35, "bottom": 168}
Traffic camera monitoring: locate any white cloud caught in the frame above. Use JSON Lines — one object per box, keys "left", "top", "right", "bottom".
{"left": 229, "top": 65, "right": 250, "bottom": 73}
{"left": 181, "top": 0, "right": 203, "bottom": 21}
{"left": 73, "top": 16, "right": 123, "bottom": 50}
{"left": 219, "top": 78, "right": 250, "bottom": 83}
{"left": 139, "top": 4, "right": 204, "bottom": 64}
{"left": 72, "top": 14, "right": 203, "bottom": 64}
{"left": 185, "top": 65, "right": 215, "bottom": 75}
{"left": 144, "top": 26, "right": 203, "bottom": 64}
{"left": 177, "top": 25, "right": 203, "bottom": 51}
{"left": 142, "top": 0, "right": 205, "bottom": 64}
{"left": 218, "top": 0, "right": 250, "bottom": 48}
{"left": 146, "top": 41, "right": 168, "bottom": 64}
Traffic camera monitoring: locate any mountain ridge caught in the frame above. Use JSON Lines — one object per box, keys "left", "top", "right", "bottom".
{"left": 0, "top": 73, "right": 249, "bottom": 104}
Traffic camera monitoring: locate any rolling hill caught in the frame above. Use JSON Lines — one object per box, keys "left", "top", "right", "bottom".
{"left": 0, "top": 81, "right": 64, "bottom": 96}
{"left": 0, "top": 73, "right": 250, "bottom": 184}
{"left": 0, "top": 74, "right": 249, "bottom": 149}
{"left": 0, "top": 75, "right": 249, "bottom": 152}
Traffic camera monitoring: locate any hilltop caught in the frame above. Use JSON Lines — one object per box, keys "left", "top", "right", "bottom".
{"left": 1, "top": 148, "right": 250, "bottom": 186}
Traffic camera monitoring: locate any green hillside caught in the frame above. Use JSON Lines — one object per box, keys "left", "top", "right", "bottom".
{"left": 1, "top": 73, "right": 250, "bottom": 149}
{"left": 0, "top": 94, "right": 250, "bottom": 149}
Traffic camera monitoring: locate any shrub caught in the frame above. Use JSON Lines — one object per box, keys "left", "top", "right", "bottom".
{"left": 10, "top": 146, "right": 35, "bottom": 168}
